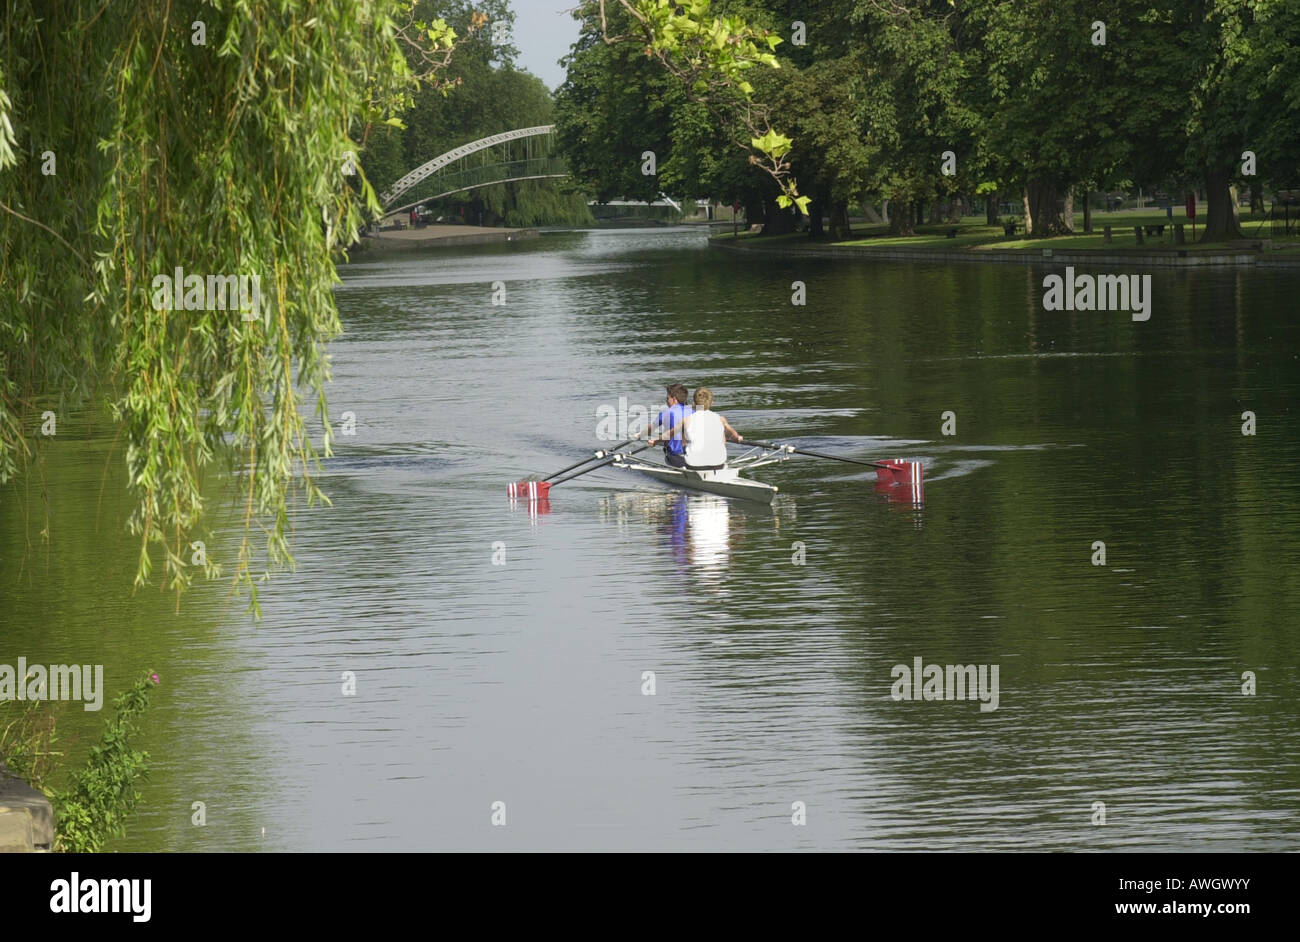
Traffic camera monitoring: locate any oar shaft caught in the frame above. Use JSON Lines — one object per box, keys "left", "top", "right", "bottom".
{"left": 790, "top": 447, "right": 892, "bottom": 470}
{"left": 549, "top": 442, "right": 652, "bottom": 486}
{"left": 544, "top": 437, "right": 639, "bottom": 481}
{"left": 545, "top": 453, "right": 608, "bottom": 481}
{"left": 549, "top": 455, "right": 618, "bottom": 486}
{"left": 742, "top": 438, "right": 892, "bottom": 471}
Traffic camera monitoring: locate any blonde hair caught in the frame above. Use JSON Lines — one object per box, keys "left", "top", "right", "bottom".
{"left": 693, "top": 387, "right": 713, "bottom": 409}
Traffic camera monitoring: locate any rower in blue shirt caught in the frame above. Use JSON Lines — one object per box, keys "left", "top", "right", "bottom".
{"left": 646, "top": 383, "right": 693, "bottom": 468}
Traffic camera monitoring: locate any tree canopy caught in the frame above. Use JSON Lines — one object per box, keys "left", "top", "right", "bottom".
{"left": 556, "top": 0, "right": 1300, "bottom": 240}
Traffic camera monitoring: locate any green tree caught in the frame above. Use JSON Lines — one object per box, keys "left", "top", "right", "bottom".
{"left": 556, "top": 4, "right": 712, "bottom": 205}
{"left": 1183, "top": 0, "right": 1300, "bottom": 240}
{"left": 774, "top": 56, "right": 868, "bottom": 238}
{"left": 971, "top": 0, "right": 1300, "bottom": 242}
{"left": 1244, "top": 1, "right": 1300, "bottom": 209}
{"left": 0, "top": 1, "right": 462, "bottom": 612}
{"left": 967, "top": 0, "right": 1142, "bottom": 236}
{"left": 847, "top": 0, "right": 978, "bottom": 236}
{"left": 573, "top": 0, "right": 803, "bottom": 210}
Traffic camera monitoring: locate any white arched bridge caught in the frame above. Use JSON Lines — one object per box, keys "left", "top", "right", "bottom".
{"left": 380, "top": 125, "right": 568, "bottom": 213}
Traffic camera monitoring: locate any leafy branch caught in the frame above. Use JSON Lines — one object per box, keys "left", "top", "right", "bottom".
{"left": 594, "top": 0, "right": 810, "bottom": 214}
{"left": 53, "top": 673, "right": 159, "bottom": 854}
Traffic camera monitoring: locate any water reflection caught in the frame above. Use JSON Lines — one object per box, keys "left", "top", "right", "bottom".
{"left": 507, "top": 493, "right": 551, "bottom": 521}
{"left": 667, "top": 494, "right": 730, "bottom": 585}
{"left": 597, "top": 491, "right": 797, "bottom": 587}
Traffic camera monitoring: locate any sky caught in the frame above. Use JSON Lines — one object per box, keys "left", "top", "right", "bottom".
{"left": 511, "top": 0, "right": 582, "bottom": 91}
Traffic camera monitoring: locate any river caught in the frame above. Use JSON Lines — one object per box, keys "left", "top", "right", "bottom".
{"left": 3, "top": 227, "right": 1298, "bottom": 850}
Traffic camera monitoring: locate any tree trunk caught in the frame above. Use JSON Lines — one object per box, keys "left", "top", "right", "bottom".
{"left": 1250, "top": 181, "right": 1264, "bottom": 215}
{"left": 986, "top": 192, "right": 999, "bottom": 226}
{"left": 828, "top": 199, "right": 852, "bottom": 240}
{"left": 762, "top": 196, "right": 797, "bottom": 235}
{"left": 742, "top": 195, "right": 766, "bottom": 230}
{"left": 1199, "top": 166, "right": 1243, "bottom": 243}
{"left": 1063, "top": 190, "right": 1074, "bottom": 233}
{"left": 889, "top": 196, "right": 915, "bottom": 236}
{"left": 1022, "top": 189, "right": 1033, "bottom": 236}
{"left": 947, "top": 195, "right": 965, "bottom": 223}
{"left": 881, "top": 199, "right": 890, "bottom": 224}
{"left": 808, "top": 197, "right": 825, "bottom": 238}
{"left": 862, "top": 203, "right": 883, "bottom": 224}
{"left": 915, "top": 201, "right": 925, "bottom": 227}
{"left": 927, "top": 200, "right": 944, "bottom": 224}
{"left": 1024, "top": 179, "right": 1070, "bottom": 236}
{"left": 1082, "top": 189, "right": 1092, "bottom": 233}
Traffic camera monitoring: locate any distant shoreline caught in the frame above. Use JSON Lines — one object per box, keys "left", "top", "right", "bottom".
{"left": 709, "top": 231, "right": 1300, "bottom": 268}
{"left": 355, "top": 224, "right": 539, "bottom": 253}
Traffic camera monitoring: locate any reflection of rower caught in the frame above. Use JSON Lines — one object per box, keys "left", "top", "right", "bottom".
{"left": 681, "top": 387, "right": 742, "bottom": 470}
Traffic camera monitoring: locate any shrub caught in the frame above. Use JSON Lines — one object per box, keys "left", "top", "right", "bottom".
{"left": 52, "top": 673, "right": 157, "bottom": 853}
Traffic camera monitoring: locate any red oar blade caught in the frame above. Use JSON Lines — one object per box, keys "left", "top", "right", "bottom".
{"left": 508, "top": 480, "right": 552, "bottom": 500}
{"left": 874, "top": 459, "right": 921, "bottom": 485}
{"left": 873, "top": 459, "right": 924, "bottom": 505}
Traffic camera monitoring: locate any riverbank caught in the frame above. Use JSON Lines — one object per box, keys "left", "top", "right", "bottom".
{"left": 710, "top": 216, "right": 1300, "bottom": 268}
{"left": 356, "top": 224, "right": 539, "bottom": 252}
{"left": 0, "top": 763, "right": 52, "bottom": 852}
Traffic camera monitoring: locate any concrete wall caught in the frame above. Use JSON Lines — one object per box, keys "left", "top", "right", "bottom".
{"left": 0, "top": 764, "right": 53, "bottom": 852}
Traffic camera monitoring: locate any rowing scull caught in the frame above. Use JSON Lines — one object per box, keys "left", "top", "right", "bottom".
{"left": 509, "top": 440, "right": 923, "bottom": 504}
{"left": 611, "top": 453, "right": 781, "bottom": 504}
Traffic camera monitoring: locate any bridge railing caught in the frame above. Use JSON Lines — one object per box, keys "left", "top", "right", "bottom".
{"left": 379, "top": 125, "right": 556, "bottom": 208}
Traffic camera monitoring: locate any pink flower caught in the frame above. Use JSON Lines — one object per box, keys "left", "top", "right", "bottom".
{"left": 150, "top": 672, "right": 161, "bottom": 685}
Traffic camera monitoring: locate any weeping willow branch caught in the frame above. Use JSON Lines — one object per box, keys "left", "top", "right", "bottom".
{"left": 0, "top": 0, "right": 470, "bottom": 615}
{"left": 0, "top": 201, "right": 88, "bottom": 266}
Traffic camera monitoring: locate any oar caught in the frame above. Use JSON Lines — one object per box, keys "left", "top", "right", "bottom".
{"left": 542, "top": 440, "right": 633, "bottom": 482}
{"left": 509, "top": 442, "right": 653, "bottom": 499}
{"left": 531, "top": 434, "right": 642, "bottom": 484}
{"left": 741, "top": 438, "right": 924, "bottom": 484}
{"left": 740, "top": 438, "right": 893, "bottom": 470}
{"left": 549, "top": 442, "right": 653, "bottom": 485}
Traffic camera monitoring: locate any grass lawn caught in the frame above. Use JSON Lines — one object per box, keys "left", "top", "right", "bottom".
{"left": 716, "top": 210, "right": 1290, "bottom": 254}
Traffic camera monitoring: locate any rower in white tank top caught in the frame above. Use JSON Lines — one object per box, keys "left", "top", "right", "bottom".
{"left": 682, "top": 387, "right": 743, "bottom": 469}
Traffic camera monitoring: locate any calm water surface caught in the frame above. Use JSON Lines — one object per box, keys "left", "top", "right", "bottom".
{"left": 4, "top": 228, "right": 1298, "bottom": 850}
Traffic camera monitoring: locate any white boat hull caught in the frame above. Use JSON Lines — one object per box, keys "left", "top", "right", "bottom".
{"left": 614, "top": 459, "right": 778, "bottom": 504}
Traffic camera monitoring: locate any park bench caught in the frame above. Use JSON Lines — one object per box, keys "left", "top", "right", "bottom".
{"left": 1003, "top": 221, "right": 1017, "bottom": 236}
